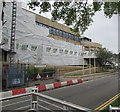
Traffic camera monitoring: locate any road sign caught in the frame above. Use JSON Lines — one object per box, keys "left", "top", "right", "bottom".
{"left": 36, "top": 74, "right": 41, "bottom": 79}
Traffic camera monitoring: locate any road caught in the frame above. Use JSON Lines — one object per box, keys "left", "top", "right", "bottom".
{"left": 42, "top": 73, "right": 119, "bottom": 110}
{"left": 1, "top": 73, "right": 119, "bottom": 111}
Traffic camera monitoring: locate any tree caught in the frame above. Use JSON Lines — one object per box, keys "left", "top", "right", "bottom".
{"left": 96, "top": 48, "right": 113, "bottom": 69}
{"left": 118, "top": 53, "right": 120, "bottom": 60}
{"left": 28, "top": 1, "right": 120, "bottom": 34}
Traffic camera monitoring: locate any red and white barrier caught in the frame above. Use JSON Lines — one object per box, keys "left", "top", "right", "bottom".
{"left": 1, "top": 91, "right": 12, "bottom": 98}
{"left": 12, "top": 88, "right": 26, "bottom": 95}
{"left": 1, "top": 78, "right": 84, "bottom": 98}
{"left": 36, "top": 85, "right": 46, "bottom": 91}
{"left": 54, "top": 82, "right": 61, "bottom": 88}
{"left": 46, "top": 84, "right": 54, "bottom": 90}
{"left": 72, "top": 79, "right": 78, "bottom": 84}
{"left": 61, "top": 81, "right": 67, "bottom": 87}
{"left": 67, "top": 80, "right": 73, "bottom": 85}
{"left": 26, "top": 86, "right": 36, "bottom": 93}
{"left": 77, "top": 78, "right": 83, "bottom": 83}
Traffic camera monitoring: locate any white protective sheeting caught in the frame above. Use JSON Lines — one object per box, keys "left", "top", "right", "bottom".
{"left": 3, "top": 2, "right": 87, "bottom": 65}
{"left": 2, "top": 2, "right": 12, "bottom": 50}
{"left": 0, "top": 2, "right": 2, "bottom": 44}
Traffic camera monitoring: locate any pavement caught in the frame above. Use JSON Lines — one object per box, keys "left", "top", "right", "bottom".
{"left": 3, "top": 71, "right": 117, "bottom": 91}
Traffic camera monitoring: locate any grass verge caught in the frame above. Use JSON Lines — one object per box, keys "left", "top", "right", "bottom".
{"left": 100, "top": 97, "right": 120, "bottom": 112}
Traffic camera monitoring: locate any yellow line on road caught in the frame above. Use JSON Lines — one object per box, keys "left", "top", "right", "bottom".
{"left": 99, "top": 94, "right": 120, "bottom": 110}
{"left": 95, "top": 93, "right": 120, "bottom": 111}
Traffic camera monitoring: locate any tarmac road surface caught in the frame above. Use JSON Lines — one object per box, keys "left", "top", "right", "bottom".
{"left": 43, "top": 73, "right": 119, "bottom": 110}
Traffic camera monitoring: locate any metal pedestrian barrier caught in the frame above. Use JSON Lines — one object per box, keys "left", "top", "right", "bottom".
{"left": 0, "top": 88, "right": 93, "bottom": 112}
{"left": 109, "top": 105, "right": 120, "bottom": 112}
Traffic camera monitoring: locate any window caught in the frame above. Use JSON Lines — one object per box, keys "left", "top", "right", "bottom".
{"left": 56, "top": 29, "right": 59, "bottom": 36}
{"left": 68, "top": 33, "right": 71, "bottom": 39}
{"left": 71, "top": 35, "right": 74, "bottom": 40}
{"left": 36, "top": 22, "right": 46, "bottom": 27}
{"left": 53, "top": 28, "right": 56, "bottom": 35}
{"left": 70, "top": 51, "right": 73, "bottom": 55}
{"left": 59, "top": 30, "right": 63, "bottom": 37}
{"left": 74, "top": 52, "right": 77, "bottom": 55}
{"left": 46, "top": 47, "right": 51, "bottom": 52}
{"left": 75, "top": 36, "right": 79, "bottom": 41}
{"left": 21, "top": 45, "right": 28, "bottom": 50}
{"left": 78, "top": 38, "right": 81, "bottom": 42}
{"left": 16, "top": 43, "right": 19, "bottom": 49}
{"left": 81, "top": 53, "right": 83, "bottom": 56}
{"left": 59, "top": 49, "right": 63, "bottom": 53}
{"left": 63, "top": 32, "right": 66, "bottom": 38}
{"left": 65, "top": 50, "right": 68, "bottom": 54}
{"left": 36, "top": 22, "right": 39, "bottom": 25}
{"left": 53, "top": 48, "right": 58, "bottom": 53}
{"left": 64, "top": 32, "right": 66, "bottom": 38}
{"left": 49, "top": 27, "right": 54, "bottom": 35}
{"left": 88, "top": 52, "right": 92, "bottom": 55}
{"left": 65, "top": 32, "right": 69, "bottom": 38}
{"left": 31, "top": 46, "right": 37, "bottom": 51}
{"left": 69, "top": 34, "right": 73, "bottom": 40}
{"left": 83, "top": 53, "right": 87, "bottom": 55}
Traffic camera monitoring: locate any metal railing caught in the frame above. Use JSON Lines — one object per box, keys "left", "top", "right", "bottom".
{"left": 109, "top": 105, "right": 120, "bottom": 112}
{"left": 0, "top": 88, "right": 94, "bottom": 112}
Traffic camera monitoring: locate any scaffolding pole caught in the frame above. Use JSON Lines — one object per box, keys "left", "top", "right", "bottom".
{"left": 10, "top": 1, "right": 17, "bottom": 64}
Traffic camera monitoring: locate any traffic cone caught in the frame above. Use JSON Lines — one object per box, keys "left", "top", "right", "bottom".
{"left": 46, "top": 75, "right": 49, "bottom": 80}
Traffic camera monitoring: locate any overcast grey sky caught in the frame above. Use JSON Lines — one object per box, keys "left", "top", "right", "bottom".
{"left": 84, "top": 10, "right": 118, "bottom": 54}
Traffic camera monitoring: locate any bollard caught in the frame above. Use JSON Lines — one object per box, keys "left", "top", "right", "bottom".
{"left": 31, "top": 88, "right": 38, "bottom": 110}
{"left": 109, "top": 105, "right": 112, "bottom": 112}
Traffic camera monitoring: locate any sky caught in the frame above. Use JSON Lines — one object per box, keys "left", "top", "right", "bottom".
{"left": 84, "top": 10, "right": 118, "bottom": 54}
{"left": 23, "top": 0, "right": 118, "bottom": 54}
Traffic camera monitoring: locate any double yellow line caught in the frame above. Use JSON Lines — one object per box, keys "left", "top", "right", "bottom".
{"left": 95, "top": 93, "right": 120, "bottom": 111}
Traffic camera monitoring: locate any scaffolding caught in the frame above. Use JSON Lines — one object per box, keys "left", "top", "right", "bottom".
{"left": 9, "top": 1, "right": 17, "bottom": 64}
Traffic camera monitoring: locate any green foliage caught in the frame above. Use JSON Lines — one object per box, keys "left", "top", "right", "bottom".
{"left": 104, "top": 2, "right": 119, "bottom": 18}
{"left": 39, "top": 2, "right": 51, "bottom": 13}
{"left": 118, "top": 53, "right": 120, "bottom": 60}
{"left": 28, "top": 65, "right": 56, "bottom": 79}
{"left": 28, "top": 64, "right": 35, "bottom": 74}
{"left": 93, "top": 2, "right": 102, "bottom": 12}
{"left": 28, "top": 1, "right": 120, "bottom": 34}
{"left": 96, "top": 48, "right": 113, "bottom": 69}
{"left": 42, "top": 68, "right": 56, "bottom": 73}
{"left": 28, "top": 64, "right": 37, "bottom": 79}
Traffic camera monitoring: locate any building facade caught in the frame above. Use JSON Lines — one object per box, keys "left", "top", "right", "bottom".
{"left": 2, "top": 2, "right": 102, "bottom": 66}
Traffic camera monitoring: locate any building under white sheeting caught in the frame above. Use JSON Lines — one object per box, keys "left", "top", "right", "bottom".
{"left": 2, "top": 2, "right": 101, "bottom": 66}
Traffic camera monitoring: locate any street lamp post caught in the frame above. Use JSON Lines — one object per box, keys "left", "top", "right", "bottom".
{"left": 82, "top": 46, "right": 85, "bottom": 75}
{"left": 94, "top": 57, "right": 96, "bottom": 73}
{"left": 89, "top": 46, "right": 91, "bottom": 74}
{"left": 83, "top": 57, "right": 84, "bottom": 75}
